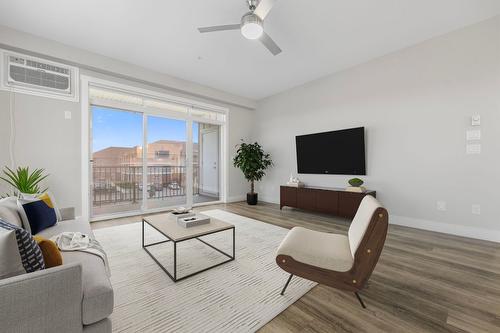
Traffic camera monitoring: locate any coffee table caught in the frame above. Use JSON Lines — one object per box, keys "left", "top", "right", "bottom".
{"left": 142, "top": 213, "right": 235, "bottom": 282}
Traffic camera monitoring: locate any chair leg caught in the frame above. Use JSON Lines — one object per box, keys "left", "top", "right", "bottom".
{"left": 280, "top": 274, "right": 294, "bottom": 295}
{"left": 354, "top": 292, "right": 366, "bottom": 309}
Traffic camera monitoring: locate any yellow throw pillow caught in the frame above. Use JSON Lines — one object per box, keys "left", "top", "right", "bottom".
{"left": 33, "top": 235, "right": 63, "bottom": 268}
{"left": 37, "top": 193, "right": 55, "bottom": 208}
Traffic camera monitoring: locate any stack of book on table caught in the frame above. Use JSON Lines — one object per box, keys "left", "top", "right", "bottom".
{"left": 171, "top": 208, "right": 211, "bottom": 228}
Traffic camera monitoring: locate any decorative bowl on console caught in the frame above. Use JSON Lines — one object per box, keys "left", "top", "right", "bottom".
{"left": 348, "top": 178, "right": 364, "bottom": 187}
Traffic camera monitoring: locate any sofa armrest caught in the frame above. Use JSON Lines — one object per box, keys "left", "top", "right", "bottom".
{"left": 60, "top": 207, "right": 76, "bottom": 221}
{"left": 0, "top": 264, "right": 83, "bottom": 333}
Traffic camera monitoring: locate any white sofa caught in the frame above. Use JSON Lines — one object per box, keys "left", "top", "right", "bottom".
{"left": 0, "top": 197, "right": 113, "bottom": 333}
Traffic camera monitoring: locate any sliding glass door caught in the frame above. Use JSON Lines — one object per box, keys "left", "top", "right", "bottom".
{"left": 91, "top": 106, "right": 143, "bottom": 217}
{"left": 146, "top": 115, "right": 188, "bottom": 210}
{"left": 89, "top": 95, "right": 225, "bottom": 220}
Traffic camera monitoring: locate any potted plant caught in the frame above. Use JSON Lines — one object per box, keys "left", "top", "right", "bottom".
{"left": 0, "top": 166, "right": 49, "bottom": 196}
{"left": 233, "top": 141, "right": 273, "bottom": 205}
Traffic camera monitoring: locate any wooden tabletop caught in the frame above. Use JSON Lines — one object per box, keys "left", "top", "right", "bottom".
{"left": 143, "top": 213, "right": 234, "bottom": 242}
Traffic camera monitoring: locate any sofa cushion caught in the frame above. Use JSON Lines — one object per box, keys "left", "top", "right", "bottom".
{"left": 0, "top": 219, "right": 45, "bottom": 275}
{"left": 83, "top": 318, "right": 112, "bottom": 333}
{"left": 0, "top": 225, "right": 26, "bottom": 279}
{"left": 0, "top": 197, "right": 24, "bottom": 228}
{"left": 38, "top": 219, "right": 113, "bottom": 325}
{"left": 18, "top": 196, "right": 58, "bottom": 234}
{"left": 277, "top": 227, "right": 354, "bottom": 272}
{"left": 37, "top": 218, "right": 92, "bottom": 239}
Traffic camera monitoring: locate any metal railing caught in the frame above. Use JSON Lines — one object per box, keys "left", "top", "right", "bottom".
{"left": 92, "top": 165, "right": 199, "bottom": 207}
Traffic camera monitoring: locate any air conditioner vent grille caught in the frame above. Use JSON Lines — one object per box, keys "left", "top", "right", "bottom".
{"left": 10, "top": 65, "right": 70, "bottom": 90}
{"left": 2, "top": 50, "right": 79, "bottom": 102}
{"left": 26, "top": 59, "right": 69, "bottom": 74}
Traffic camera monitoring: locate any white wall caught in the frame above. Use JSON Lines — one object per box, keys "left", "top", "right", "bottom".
{"left": 0, "top": 25, "right": 256, "bottom": 110}
{"left": 0, "top": 28, "right": 254, "bottom": 215}
{"left": 254, "top": 16, "right": 500, "bottom": 242}
{"left": 2, "top": 16, "right": 499, "bottom": 242}
{"left": 0, "top": 91, "right": 81, "bottom": 209}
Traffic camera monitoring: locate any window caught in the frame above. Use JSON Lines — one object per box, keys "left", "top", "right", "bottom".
{"left": 85, "top": 81, "right": 228, "bottom": 220}
{"left": 155, "top": 150, "right": 170, "bottom": 158}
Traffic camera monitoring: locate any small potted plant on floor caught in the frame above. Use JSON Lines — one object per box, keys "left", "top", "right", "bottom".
{"left": 233, "top": 141, "right": 273, "bottom": 205}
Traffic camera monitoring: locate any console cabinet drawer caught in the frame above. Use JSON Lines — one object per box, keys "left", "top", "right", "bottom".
{"left": 338, "top": 192, "right": 376, "bottom": 219}
{"left": 316, "top": 189, "right": 339, "bottom": 215}
{"left": 280, "top": 185, "right": 376, "bottom": 222}
{"left": 280, "top": 186, "right": 297, "bottom": 208}
{"left": 297, "top": 188, "right": 316, "bottom": 211}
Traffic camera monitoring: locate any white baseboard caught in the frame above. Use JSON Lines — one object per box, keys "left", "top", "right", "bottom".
{"left": 229, "top": 194, "right": 500, "bottom": 243}
{"left": 389, "top": 215, "right": 500, "bottom": 243}
{"left": 258, "top": 196, "right": 279, "bottom": 204}
{"left": 226, "top": 195, "right": 246, "bottom": 203}
{"left": 227, "top": 194, "right": 279, "bottom": 203}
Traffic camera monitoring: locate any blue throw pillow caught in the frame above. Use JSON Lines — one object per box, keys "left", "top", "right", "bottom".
{"left": 18, "top": 197, "right": 57, "bottom": 234}
{"left": 0, "top": 219, "right": 45, "bottom": 273}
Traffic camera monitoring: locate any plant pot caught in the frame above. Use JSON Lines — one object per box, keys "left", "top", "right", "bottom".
{"left": 247, "top": 193, "right": 258, "bottom": 205}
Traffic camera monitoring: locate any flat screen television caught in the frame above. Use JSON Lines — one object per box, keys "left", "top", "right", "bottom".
{"left": 296, "top": 127, "right": 366, "bottom": 175}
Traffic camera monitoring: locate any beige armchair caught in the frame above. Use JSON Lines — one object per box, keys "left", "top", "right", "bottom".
{"left": 276, "top": 195, "right": 388, "bottom": 308}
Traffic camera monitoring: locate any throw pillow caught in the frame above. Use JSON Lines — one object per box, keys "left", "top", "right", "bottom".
{"left": 33, "top": 235, "right": 63, "bottom": 268}
{"left": 0, "top": 197, "right": 24, "bottom": 228}
{"left": 17, "top": 195, "right": 58, "bottom": 234}
{"left": 20, "top": 192, "right": 61, "bottom": 222}
{"left": 0, "top": 219, "right": 45, "bottom": 276}
{"left": 0, "top": 227, "right": 25, "bottom": 279}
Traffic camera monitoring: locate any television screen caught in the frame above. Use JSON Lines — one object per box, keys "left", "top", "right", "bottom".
{"left": 296, "top": 127, "right": 366, "bottom": 175}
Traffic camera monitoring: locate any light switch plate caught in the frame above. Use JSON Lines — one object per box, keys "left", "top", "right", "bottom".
{"left": 471, "top": 204, "right": 481, "bottom": 215}
{"left": 466, "top": 130, "right": 481, "bottom": 141}
{"left": 471, "top": 115, "right": 480, "bottom": 126}
{"left": 466, "top": 144, "right": 481, "bottom": 154}
{"left": 64, "top": 111, "right": 72, "bottom": 119}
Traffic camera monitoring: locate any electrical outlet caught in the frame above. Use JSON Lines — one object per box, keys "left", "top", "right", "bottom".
{"left": 437, "top": 201, "right": 447, "bottom": 211}
{"left": 64, "top": 111, "right": 72, "bottom": 119}
{"left": 471, "top": 204, "right": 481, "bottom": 215}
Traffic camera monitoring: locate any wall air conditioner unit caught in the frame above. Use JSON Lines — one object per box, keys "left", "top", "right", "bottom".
{"left": 0, "top": 49, "right": 79, "bottom": 102}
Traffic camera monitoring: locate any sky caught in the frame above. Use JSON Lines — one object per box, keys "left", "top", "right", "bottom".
{"left": 92, "top": 106, "right": 199, "bottom": 152}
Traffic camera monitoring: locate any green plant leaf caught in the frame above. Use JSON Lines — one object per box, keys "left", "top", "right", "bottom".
{"left": 233, "top": 141, "right": 273, "bottom": 194}
{"left": 0, "top": 166, "right": 49, "bottom": 194}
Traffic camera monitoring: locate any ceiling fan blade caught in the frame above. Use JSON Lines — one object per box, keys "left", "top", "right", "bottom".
{"left": 254, "top": 0, "right": 277, "bottom": 20}
{"left": 198, "top": 24, "right": 240, "bottom": 33}
{"left": 260, "top": 32, "right": 282, "bottom": 55}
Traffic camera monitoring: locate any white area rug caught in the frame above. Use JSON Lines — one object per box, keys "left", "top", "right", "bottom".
{"left": 94, "top": 209, "right": 316, "bottom": 333}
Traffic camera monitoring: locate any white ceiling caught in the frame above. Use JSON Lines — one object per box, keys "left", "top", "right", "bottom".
{"left": 1, "top": 0, "right": 499, "bottom": 100}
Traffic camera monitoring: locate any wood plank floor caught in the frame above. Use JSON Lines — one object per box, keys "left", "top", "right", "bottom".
{"left": 92, "top": 201, "right": 500, "bottom": 333}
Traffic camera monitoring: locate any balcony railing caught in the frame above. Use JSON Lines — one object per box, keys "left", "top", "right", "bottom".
{"left": 92, "top": 165, "right": 199, "bottom": 207}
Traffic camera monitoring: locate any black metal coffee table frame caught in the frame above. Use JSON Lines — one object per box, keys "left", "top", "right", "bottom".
{"left": 142, "top": 218, "right": 235, "bottom": 282}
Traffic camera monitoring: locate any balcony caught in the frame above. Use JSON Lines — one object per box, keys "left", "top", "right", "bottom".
{"left": 92, "top": 165, "right": 218, "bottom": 216}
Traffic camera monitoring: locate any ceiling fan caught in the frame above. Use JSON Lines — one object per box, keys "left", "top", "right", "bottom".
{"left": 198, "top": 0, "right": 281, "bottom": 56}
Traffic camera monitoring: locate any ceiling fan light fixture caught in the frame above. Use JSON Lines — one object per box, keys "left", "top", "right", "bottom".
{"left": 241, "top": 13, "right": 263, "bottom": 40}
{"left": 197, "top": 0, "right": 281, "bottom": 55}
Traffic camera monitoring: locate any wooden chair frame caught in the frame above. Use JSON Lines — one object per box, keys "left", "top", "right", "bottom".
{"left": 276, "top": 207, "right": 388, "bottom": 308}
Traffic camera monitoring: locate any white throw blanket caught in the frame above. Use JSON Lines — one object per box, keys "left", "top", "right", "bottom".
{"left": 51, "top": 232, "right": 110, "bottom": 276}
